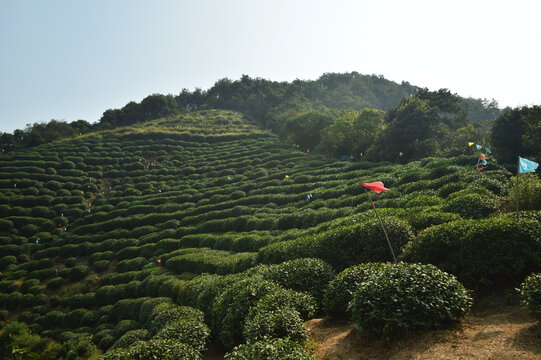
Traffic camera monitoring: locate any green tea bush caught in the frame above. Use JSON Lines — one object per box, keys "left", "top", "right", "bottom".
{"left": 93, "top": 328, "right": 114, "bottom": 346}
{"left": 406, "top": 210, "right": 462, "bottom": 233}
{"left": 63, "top": 293, "right": 96, "bottom": 309}
{"left": 243, "top": 306, "right": 307, "bottom": 343}
{"left": 323, "top": 263, "right": 383, "bottom": 315}
{"left": 179, "top": 273, "right": 244, "bottom": 320}
{"left": 116, "top": 257, "right": 146, "bottom": 273}
{"left": 113, "top": 320, "right": 140, "bottom": 338}
{"left": 211, "top": 277, "right": 281, "bottom": 348}
{"left": 518, "top": 273, "right": 541, "bottom": 320}
{"left": 93, "top": 260, "right": 110, "bottom": 273}
{"left": 153, "top": 317, "right": 210, "bottom": 352}
{"left": 403, "top": 194, "right": 442, "bottom": 208}
{"left": 89, "top": 251, "right": 115, "bottom": 264}
{"left": 68, "top": 265, "right": 89, "bottom": 282}
{"left": 253, "top": 258, "right": 335, "bottom": 302}
{"left": 39, "top": 310, "right": 65, "bottom": 329}
{"left": 350, "top": 262, "right": 472, "bottom": 340}
{"left": 316, "top": 218, "right": 413, "bottom": 270}
{"left": 505, "top": 174, "right": 541, "bottom": 211}
{"left": 109, "top": 329, "right": 150, "bottom": 351}
{"left": 401, "top": 217, "right": 541, "bottom": 287}
{"left": 253, "top": 287, "right": 317, "bottom": 320}
{"left": 442, "top": 192, "right": 499, "bottom": 219}
{"left": 146, "top": 303, "right": 204, "bottom": 335}
{"left": 0, "top": 255, "right": 17, "bottom": 270}
{"left": 224, "top": 338, "right": 315, "bottom": 360}
{"left": 99, "top": 339, "right": 200, "bottom": 360}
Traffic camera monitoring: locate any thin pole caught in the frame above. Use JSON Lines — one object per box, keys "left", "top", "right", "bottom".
{"left": 364, "top": 188, "right": 397, "bottom": 263}
{"left": 516, "top": 156, "right": 520, "bottom": 217}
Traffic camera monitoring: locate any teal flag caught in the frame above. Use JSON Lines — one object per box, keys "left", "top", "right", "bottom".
{"left": 518, "top": 156, "right": 539, "bottom": 174}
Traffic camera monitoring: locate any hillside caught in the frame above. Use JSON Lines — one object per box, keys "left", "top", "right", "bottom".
{"left": 0, "top": 110, "right": 539, "bottom": 359}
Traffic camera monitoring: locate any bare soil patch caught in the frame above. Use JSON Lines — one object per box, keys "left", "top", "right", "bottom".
{"left": 307, "top": 297, "right": 541, "bottom": 360}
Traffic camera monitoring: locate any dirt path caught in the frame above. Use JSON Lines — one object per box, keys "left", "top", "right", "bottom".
{"left": 307, "top": 299, "right": 541, "bottom": 360}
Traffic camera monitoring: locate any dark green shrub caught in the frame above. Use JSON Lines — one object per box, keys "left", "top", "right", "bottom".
{"left": 109, "top": 329, "right": 150, "bottom": 351}
{"left": 505, "top": 174, "right": 541, "bottom": 211}
{"left": 407, "top": 210, "right": 462, "bottom": 233}
{"left": 315, "top": 218, "right": 412, "bottom": 269}
{"left": 93, "top": 328, "right": 114, "bottom": 347}
{"left": 18, "top": 310, "right": 38, "bottom": 323}
{"left": 98, "top": 334, "right": 117, "bottom": 351}
{"left": 404, "top": 195, "right": 442, "bottom": 208}
{"left": 253, "top": 258, "right": 335, "bottom": 302}
{"left": 153, "top": 318, "right": 210, "bottom": 352}
{"left": 401, "top": 218, "right": 541, "bottom": 287}
{"left": 40, "top": 311, "right": 65, "bottom": 329}
{"left": 211, "top": 277, "right": 281, "bottom": 348}
{"left": 93, "top": 260, "right": 110, "bottom": 273}
{"left": 69, "top": 265, "right": 89, "bottom": 282}
{"left": 323, "top": 263, "right": 383, "bottom": 315}
{"left": 441, "top": 191, "right": 498, "bottom": 219}
{"left": 350, "top": 262, "right": 472, "bottom": 340}
{"left": 65, "top": 257, "right": 78, "bottom": 267}
{"left": 116, "top": 257, "right": 147, "bottom": 273}
{"left": 89, "top": 251, "right": 115, "bottom": 264}
{"left": 180, "top": 273, "right": 244, "bottom": 320}
{"left": 257, "top": 217, "right": 414, "bottom": 270}
{"left": 519, "top": 273, "right": 541, "bottom": 320}
{"left": 253, "top": 287, "right": 317, "bottom": 320}
{"left": 113, "top": 320, "right": 140, "bottom": 338}
{"left": 146, "top": 303, "right": 204, "bottom": 335}
{"left": 64, "top": 293, "right": 95, "bottom": 309}
{"left": 46, "top": 277, "right": 66, "bottom": 290}
{"left": 243, "top": 306, "right": 307, "bottom": 343}
{"left": 224, "top": 338, "right": 315, "bottom": 360}
{"left": 64, "top": 308, "right": 88, "bottom": 328}
{"left": 99, "top": 339, "right": 200, "bottom": 360}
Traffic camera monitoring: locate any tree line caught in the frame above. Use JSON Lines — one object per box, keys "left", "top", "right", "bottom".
{"left": 1, "top": 72, "right": 538, "bottom": 167}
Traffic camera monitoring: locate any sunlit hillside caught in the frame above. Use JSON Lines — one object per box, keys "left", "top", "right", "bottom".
{"left": 0, "top": 110, "right": 539, "bottom": 359}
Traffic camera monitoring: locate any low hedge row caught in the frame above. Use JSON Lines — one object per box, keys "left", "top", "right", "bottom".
{"left": 401, "top": 217, "right": 541, "bottom": 287}
{"left": 257, "top": 217, "right": 414, "bottom": 270}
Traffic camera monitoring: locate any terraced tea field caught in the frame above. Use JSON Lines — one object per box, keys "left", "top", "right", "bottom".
{"left": 0, "top": 110, "right": 539, "bottom": 359}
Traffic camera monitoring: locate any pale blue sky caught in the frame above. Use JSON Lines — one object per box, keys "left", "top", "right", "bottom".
{"left": 1, "top": 0, "right": 540, "bottom": 133}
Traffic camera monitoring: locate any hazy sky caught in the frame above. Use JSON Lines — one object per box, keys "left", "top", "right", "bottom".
{"left": 1, "top": 0, "right": 540, "bottom": 133}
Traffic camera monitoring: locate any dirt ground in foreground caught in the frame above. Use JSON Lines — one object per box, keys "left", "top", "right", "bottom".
{"left": 203, "top": 296, "right": 541, "bottom": 360}
{"left": 307, "top": 298, "right": 541, "bottom": 360}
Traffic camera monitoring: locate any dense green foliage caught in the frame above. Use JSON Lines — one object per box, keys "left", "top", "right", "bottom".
{"left": 401, "top": 218, "right": 541, "bottom": 287}
{"left": 224, "top": 338, "right": 316, "bottom": 360}
{"left": 349, "top": 262, "right": 473, "bottom": 340}
{"left": 519, "top": 273, "right": 541, "bottom": 320}
{"left": 322, "top": 263, "right": 382, "bottom": 314}
{"left": 1, "top": 108, "right": 539, "bottom": 359}
{"left": 491, "top": 105, "right": 541, "bottom": 165}
{"left": 2, "top": 72, "right": 505, "bottom": 165}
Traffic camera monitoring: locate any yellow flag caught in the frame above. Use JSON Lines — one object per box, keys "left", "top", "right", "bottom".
{"left": 284, "top": 175, "right": 290, "bottom": 179}
{"left": 468, "top": 142, "right": 474, "bottom": 147}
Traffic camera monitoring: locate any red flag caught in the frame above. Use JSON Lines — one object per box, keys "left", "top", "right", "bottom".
{"left": 361, "top": 181, "right": 389, "bottom": 193}
{"left": 476, "top": 167, "right": 486, "bottom": 172}
{"left": 157, "top": 259, "right": 161, "bottom": 264}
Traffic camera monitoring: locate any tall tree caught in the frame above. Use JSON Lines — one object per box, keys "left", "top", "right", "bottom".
{"left": 491, "top": 105, "right": 541, "bottom": 165}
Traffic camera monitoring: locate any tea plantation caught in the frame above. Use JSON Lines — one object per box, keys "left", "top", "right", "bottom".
{"left": 0, "top": 110, "right": 539, "bottom": 359}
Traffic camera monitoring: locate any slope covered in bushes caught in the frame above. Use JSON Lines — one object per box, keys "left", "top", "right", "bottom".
{"left": 0, "top": 109, "right": 539, "bottom": 359}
